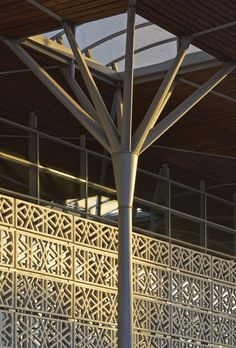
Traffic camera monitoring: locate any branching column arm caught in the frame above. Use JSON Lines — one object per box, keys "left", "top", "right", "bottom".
{"left": 141, "top": 63, "right": 236, "bottom": 153}
{"left": 132, "top": 37, "right": 191, "bottom": 153}
{"left": 116, "top": 87, "right": 124, "bottom": 134}
{"left": 121, "top": 0, "right": 136, "bottom": 150}
{"left": 63, "top": 23, "right": 121, "bottom": 151}
{"left": 60, "top": 63, "right": 98, "bottom": 121}
{"left": 5, "top": 40, "right": 111, "bottom": 153}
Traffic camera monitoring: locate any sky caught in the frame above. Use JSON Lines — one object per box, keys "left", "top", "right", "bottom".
{"left": 46, "top": 14, "right": 200, "bottom": 71}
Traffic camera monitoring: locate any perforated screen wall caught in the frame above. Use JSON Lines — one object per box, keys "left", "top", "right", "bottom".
{"left": 0, "top": 194, "right": 235, "bottom": 347}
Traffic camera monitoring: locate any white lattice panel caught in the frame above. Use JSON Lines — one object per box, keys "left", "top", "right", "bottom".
{"left": 212, "top": 256, "right": 236, "bottom": 285}
{"left": 172, "top": 340, "right": 209, "bottom": 348}
{"left": 16, "top": 313, "right": 72, "bottom": 347}
{"left": 74, "top": 217, "right": 118, "bottom": 252}
{"left": 0, "top": 228, "right": 14, "bottom": 267}
{"left": 75, "top": 323, "right": 117, "bottom": 348}
{"left": 16, "top": 272, "right": 72, "bottom": 317}
{"left": 133, "top": 233, "right": 169, "bottom": 265}
{"left": 75, "top": 246, "right": 117, "bottom": 289}
{"left": 134, "top": 332, "right": 170, "bottom": 347}
{"left": 171, "top": 244, "right": 211, "bottom": 277}
{"left": 171, "top": 271, "right": 211, "bottom": 309}
{"left": 16, "top": 230, "right": 72, "bottom": 278}
{"left": 0, "top": 310, "right": 13, "bottom": 348}
{"left": 133, "top": 261, "right": 170, "bottom": 299}
{"left": 133, "top": 298, "right": 170, "bottom": 334}
{"left": 171, "top": 305, "right": 211, "bottom": 342}
{"left": 213, "top": 281, "right": 236, "bottom": 316}
{"left": 0, "top": 194, "right": 235, "bottom": 347}
{"left": 16, "top": 200, "right": 73, "bottom": 241}
{"left": 74, "top": 285, "right": 117, "bottom": 325}
{"left": 0, "top": 271, "right": 13, "bottom": 309}
{"left": 213, "top": 313, "right": 236, "bottom": 346}
{"left": 0, "top": 195, "right": 14, "bottom": 227}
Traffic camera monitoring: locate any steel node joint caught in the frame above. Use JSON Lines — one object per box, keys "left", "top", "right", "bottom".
{"left": 112, "top": 151, "right": 138, "bottom": 207}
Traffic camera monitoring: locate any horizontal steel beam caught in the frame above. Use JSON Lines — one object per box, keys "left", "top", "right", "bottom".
{"left": 132, "top": 51, "right": 220, "bottom": 85}
{"left": 23, "top": 35, "right": 120, "bottom": 86}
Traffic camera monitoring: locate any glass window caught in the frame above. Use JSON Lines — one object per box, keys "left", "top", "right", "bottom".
{"left": 171, "top": 182, "right": 204, "bottom": 218}
{"left": 136, "top": 171, "right": 169, "bottom": 206}
{"left": 207, "top": 225, "right": 235, "bottom": 256}
{"left": 0, "top": 157, "right": 30, "bottom": 196}
{"left": 207, "top": 196, "right": 234, "bottom": 229}
{"left": 133, "top": 200, "right": 169, "bottom": 236}
{"left": 39, "top": 169, "right": 86, "bottom": 210}
{"left": 87, "top": 152, "right": 115, "bottom": 190}
{"left": 39, "top": 135, "right": 86, "bottom": 179}
{"left": 171, "top": 213, "right": 205, "bottom": 246}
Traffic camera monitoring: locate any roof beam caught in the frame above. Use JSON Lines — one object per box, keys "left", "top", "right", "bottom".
{"left": 26, "top": 0, "right": 63, "bottom": 22}
{"left": 83, "top": 21, "right": 152, "bottom": 53}
{"left": 132, "top": 37, "right": 191, "bottom": 153}
{"left": 180, "top": 77, "right": 236, "bottom": 104}
{"left": 107, "top": 37, "right": 176, "bottom": 67}
{"left": 192, "top": 20, "right": 236, "bottom": 38}
{"left": 0, "top": 65, "right": 58, "bottom": 76}
{"left": 141, "top": 63, "right": 236, "bottom": 153}
{"left": 23, "top": 35, "right": 119, "bottom": 86}
{"left": 132, "top": 51, "right": 219, "bottom": 85}
{"left": 5, "top": 39, "right": 111, "bottom": 153}
{"left": 152, "top": 144, "right": 236, "bottom": 161}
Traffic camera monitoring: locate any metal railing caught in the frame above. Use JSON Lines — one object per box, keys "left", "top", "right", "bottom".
{"left": 0, "top": 116, "right": 235, "bottom": 259}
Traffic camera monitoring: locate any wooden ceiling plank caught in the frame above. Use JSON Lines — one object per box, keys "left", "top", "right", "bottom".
{"left": 137, "top": 1, "right": 235, "bottom": 60}
{"left": 146, "top": 0, "right": 236, "bottom": 48}
{"left": 0, "top": 0, "right": 128, "bottom": 37}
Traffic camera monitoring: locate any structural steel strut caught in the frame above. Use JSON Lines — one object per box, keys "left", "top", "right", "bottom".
{"left": 4, "top": 1, "right": 236, "bottom": 347}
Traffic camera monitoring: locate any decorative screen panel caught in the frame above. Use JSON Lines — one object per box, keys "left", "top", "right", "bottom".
{"left": 0, "top": 194, "right": 236, "bottom": 347}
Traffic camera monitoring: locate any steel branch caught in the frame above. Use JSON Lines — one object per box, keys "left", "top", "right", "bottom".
{"left": 61, "top": 64, "right": 98, "bottom": 121}
{"left": 63, "top": 23, "right": 121, "bottom": 152}
{"left": 5, "top": 40, "right": 111, "bottom": 153}
{"left": 141, "top": 63, "right": 235, "bottom": 153}
{"left": 132, "top": 37, "right": 191, "bottom": 153}
{"left": 122, "top": 0, "right": 136, "bottom": 150}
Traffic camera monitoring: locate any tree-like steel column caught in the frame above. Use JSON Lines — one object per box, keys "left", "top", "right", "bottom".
{"left": 112, "top": 151, "right": 138, "bottom": 347}
{"left": 4, "top": 1, "right": 236, "bottom": 346}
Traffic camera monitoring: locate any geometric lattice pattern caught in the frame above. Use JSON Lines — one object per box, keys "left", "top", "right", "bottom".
{"left": 0, "top": 194, "right": 236, "bottom": 347}
{"left": 16, "top": 313, "right": 72, "bottom": 347}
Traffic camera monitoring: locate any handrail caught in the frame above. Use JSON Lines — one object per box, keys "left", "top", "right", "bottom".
{"left": 0, "top": 116, "right": 235, "bottom": 208}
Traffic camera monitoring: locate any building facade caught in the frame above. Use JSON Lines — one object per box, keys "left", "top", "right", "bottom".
{"left": 0, "top": 193, "right": 235, "bottom": 347}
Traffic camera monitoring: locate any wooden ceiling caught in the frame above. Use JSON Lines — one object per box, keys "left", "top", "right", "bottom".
{"left": 1, "top": 1, "right": 236, "bottom": 61}
{"left": 138, "top": 0, "right": 236, "bottom": 61}
{"left": 0, "top": 0, "right": 129, "bottom": 37}
{"left": 0, "top": 0, "right": 236, "bottom": 196}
